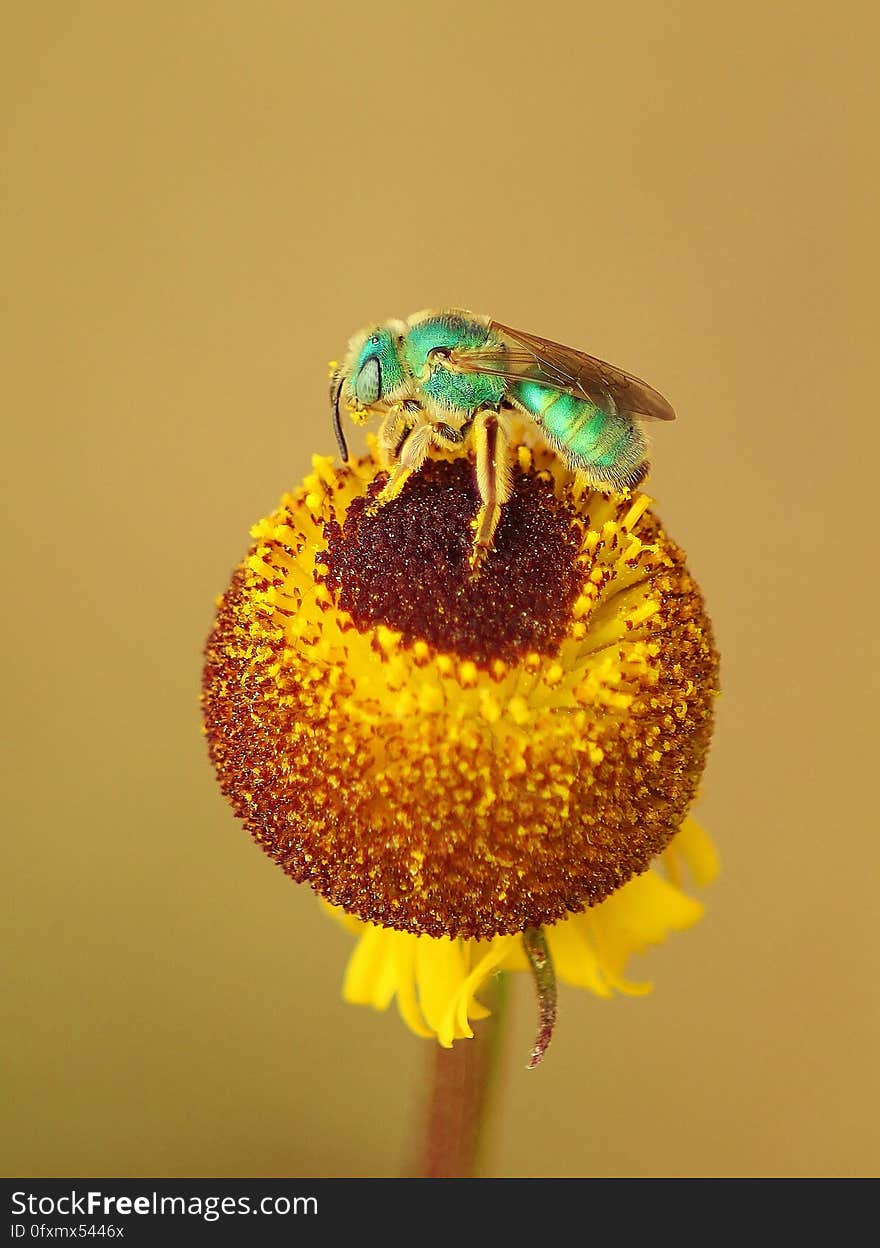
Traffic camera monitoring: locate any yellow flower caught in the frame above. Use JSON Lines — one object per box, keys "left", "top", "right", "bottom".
{"left": 202, "top": 431, "right": 720, "bottom": 1054}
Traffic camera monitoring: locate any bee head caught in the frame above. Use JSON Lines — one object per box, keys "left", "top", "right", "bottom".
{"left": 330, "top": 320, "right": 409, "bottom": 462}
{"left": 348, "top": 323, "right": 408, "bottom": 405}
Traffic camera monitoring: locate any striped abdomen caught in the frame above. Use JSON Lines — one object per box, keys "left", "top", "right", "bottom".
{"left": 510, "top": 379, "right": 648, "bottom": 492}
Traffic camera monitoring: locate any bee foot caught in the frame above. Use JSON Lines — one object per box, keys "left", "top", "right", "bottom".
{"left": 468, "top": 542, "right": 492, "bottom": 578}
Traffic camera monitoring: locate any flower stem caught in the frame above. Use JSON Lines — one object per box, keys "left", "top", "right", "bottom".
{"left": 414, "top": 972, "right": 509, "bottom": 1178}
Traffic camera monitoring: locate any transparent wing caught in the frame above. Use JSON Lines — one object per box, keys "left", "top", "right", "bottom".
{"left": 447, "top": 319, "right": 675, "bottom": 421}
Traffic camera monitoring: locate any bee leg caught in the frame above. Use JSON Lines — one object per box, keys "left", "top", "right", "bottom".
{"left": 470, "top": 408, "right": 513, "bottom": 575}
{"left": 376, "top": 404, "right": 409, "bottom": 464}
{"left": 432, "top": 422, "right": 465, "bottom": 446}
{"left": 366, "top": 421, "right": 435, "bottom": 516}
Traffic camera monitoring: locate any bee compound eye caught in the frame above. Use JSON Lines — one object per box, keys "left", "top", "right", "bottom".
{"left": 355, "top": 356, "right": 381, "bottom": 405}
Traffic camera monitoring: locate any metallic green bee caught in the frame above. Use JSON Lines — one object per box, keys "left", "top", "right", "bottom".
{"left": 330, "top": 309, "right": 674, "bottom": 569}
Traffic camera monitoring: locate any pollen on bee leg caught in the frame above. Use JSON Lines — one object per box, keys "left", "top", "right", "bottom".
{"left": 377, "top": 405, "right": 408, "bottom": 459}
{"left": 365, "top": 462, "right": 413, "bottom": 516}
{"left": 469, "top": 502, "right": 502, "bottom": 575}
{"left": 470, "top": 409, "right": 513, "bottom": 574}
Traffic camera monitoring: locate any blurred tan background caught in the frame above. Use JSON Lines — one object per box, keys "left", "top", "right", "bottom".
{"left": 2, "top": 1, "right": 877, "bottom": 1178}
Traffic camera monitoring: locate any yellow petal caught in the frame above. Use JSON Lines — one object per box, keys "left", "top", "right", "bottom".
{"left": 546, "top": 914, "right": 614, "bottom": 997}
{"left": 392, "top": 936, "right": 434, "bottom": 1039}
{"left": 588, "top": 868, "right": 705, "bottom": 985}
{"left": 449, "top": 938, "right": 517, "bottom": 1043}
{"left": 415, "top": 937, "right": 469, "bottom": 1038}
{"left": 342, "top": 924, "right": 397, "bottom": 1009}
{"left": 320, "top": 897, "right": 364, "bottom": 936}
{"left": 675, "top": 817, "right": 721, "bottom": 886}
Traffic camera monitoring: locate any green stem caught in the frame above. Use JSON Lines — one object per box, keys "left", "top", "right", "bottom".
{"left": 414, "top": 972, "right": 509, "bottom": 1178}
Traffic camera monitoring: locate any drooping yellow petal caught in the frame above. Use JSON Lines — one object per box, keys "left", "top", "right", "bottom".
{"left": 587, "top": 869, "right": 705, "bottom": 989}
{"left": 546, "top": 914, "right": 615, "bottom": 997}
{"left": 675, "top": 816, "right": 721, "bottom": 885}
{"left": 326, "top": 819, "right": 717, "bottom": 1045}
{"left": 391, "top": 936, "right": 434, "bottom": 1039}
{"left": 448, "top": 938, "right": 517, "bottom": 1045}
{"left": 415, "top": 937, "right": 470, "bottom": 1040}
{"left": 342, "top": 924, "right": 398, "bottom": 1009}
{"left": 321, "top": 897, "right": 362, "bottom": 936}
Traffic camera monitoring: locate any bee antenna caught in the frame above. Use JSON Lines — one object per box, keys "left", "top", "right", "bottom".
{"left": 330, "top": 370, "right": 349, "bottom": 462}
